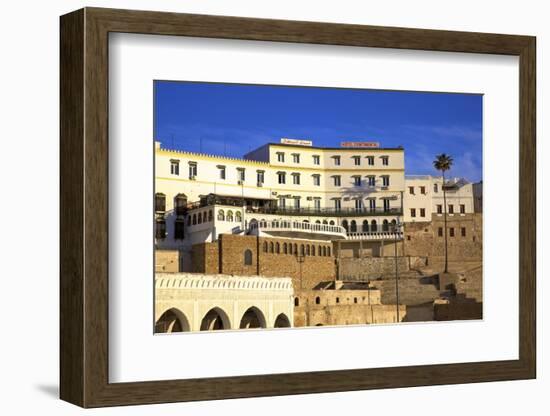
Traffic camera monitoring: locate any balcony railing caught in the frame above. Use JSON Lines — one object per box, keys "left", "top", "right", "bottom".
{"left": 249, "top": 220, "right": 347, "bottom": 238}
{"left": 246, "top": 206, "right": 402, "bottom": 217}
{"left": 346, "top": 230, "right": 403, "bottom": 240}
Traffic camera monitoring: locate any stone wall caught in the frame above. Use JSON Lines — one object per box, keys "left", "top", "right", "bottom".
{"left": 293, "top": 289, "right": 405, "bottom": 326}
{"left": 404, "top": 213, "right": 482, "bottom": 261}
{"left": 190, "top": 234, "right": 336, "bottom": 291}
{"left": 191, "top": 242, "right": 219, "bottom": 274}
{"left": 338, "top": 256, "right": 410, "bottom": 281}
{"left": 155, "top": 249, "right": 180, "bottom": 272}
{"left": 335, "top": 240, "right": 403, "bottom": 258}
{"left": 434, "top": 301, "right": 482, "bottom": 321}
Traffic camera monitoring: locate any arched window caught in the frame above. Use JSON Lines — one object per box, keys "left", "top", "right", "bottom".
{"left": 217, "top": 209, "right": 225, "bottom": 221}
{"left": 315, "top": 296, "right": 321, "bottom": 305}
{"left": 322, "top": 220, "right": 328, "bottom": 225}
{"left": 306, "top": 245, "right": 310, "bottom": 256}
{"left": 283, "top": 243, "right": 288, "bottom": 254}
{"left": 269, "top": 242, "right": 274, "bottom": 253}
{"left": 362, "top": 220, "right": 369, "bottom": 232}
{"left": 155, "top": 193, "right": 166, "bottom": 212}
{"left": 391, "top": 219, "right": 397, "bottom": 231}
{"left": 322, "top": 246, "right": 326, "bottom": 256}
{"left": 197, "top": 212, "right": 202, "bottom": 224}
{"left": 311, "top": 245, "right": 316, "bottom": 256}
{"left": 383, "top": 219, "right": 389, "bottom": 231}
{"left": 329, "top": 220, "right": 335, "bottom": 225}
{"left": 293, "top": 244, "right": 298, "bottom": 255}
{"left": 235, "top": 211, "right": 242, "bottom": 222}
{"left": 275, "top": 242, "right": 280, "bottom": 254}
{"left": 226, "top": 210, "right": 234, "bottom": 222}
{"left": 192, "top": 214, "right": 197, "bottom": 225}
{"left": 371, "top": 219, "right": 377, "bottom": 232}
{"left": 294, "top": 297, "right": 300, "bottom": 307}
{"left": 203, "top": 211, "right": 208, "bottom": 223}
{"left": 208, "top": 210, "right": 213, "bottom": 222}
{"left": 315, "top": 220, "right": 321, "bottom": 224}
{"left": 342, "top": 219, "right": 349, "bottom": 231}
{"left": 350, "top": 220, "right": 357, "bottom": 232}
{"left": 263, "top": 241, "right": 268, "bottom": 252}
{"left": 244, "top": 249, "right": 253, "bottom": 265}
{"left": 300, "top": 244, "right": 305, "bottom": 256}
{"left": 327, "top": 246, "right": 331, "bottom": 256}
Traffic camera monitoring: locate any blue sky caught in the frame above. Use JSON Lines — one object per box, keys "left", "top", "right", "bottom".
{"left": 154, "top": 81, "right": 482, "bottom": 182}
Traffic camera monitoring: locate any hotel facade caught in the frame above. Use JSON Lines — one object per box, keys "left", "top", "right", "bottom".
{"left": 155, "top": 139, "right": 407, "bottom": 262}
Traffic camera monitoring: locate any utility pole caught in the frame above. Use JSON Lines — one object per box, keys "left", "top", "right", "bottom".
{"left": 393, "top": 218, "right": 402, "bottom": 322}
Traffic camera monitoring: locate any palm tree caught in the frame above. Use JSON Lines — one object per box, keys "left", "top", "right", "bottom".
{"left": 433, "top": 154, "right": 454, "bottom": 273}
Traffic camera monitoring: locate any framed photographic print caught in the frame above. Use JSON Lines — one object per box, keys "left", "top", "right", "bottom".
{"left": 60, "top": 7, "right": 536, "bottom": 408}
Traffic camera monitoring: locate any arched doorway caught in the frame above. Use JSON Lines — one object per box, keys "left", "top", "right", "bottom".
{"left": 274, "top": 313, "right": 291, "bottom": 328}
{"left": 155, "top": 308, "right": 190, "bottom": 333}
{"left": 200, "top": 307, "right": 231, "bottom": 331}
{"left": 239, "top": 307, "right": 267, "bottom": 329}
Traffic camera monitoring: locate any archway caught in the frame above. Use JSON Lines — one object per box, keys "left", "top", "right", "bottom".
{"left": 274, "top": 313, "right": 291, "bottom": 328}
{"left": 200, "top": 307, "right": 231, "bottom": 331}
{"left": 155, "top": 308, "right": 190, "bottom": 333}
{"left": 239, "top": 307, "right": 267, "bottom": 329}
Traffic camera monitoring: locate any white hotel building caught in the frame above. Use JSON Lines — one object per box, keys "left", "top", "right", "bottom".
{"left": 154, "top": 139, "right": 406, "bottom": 263}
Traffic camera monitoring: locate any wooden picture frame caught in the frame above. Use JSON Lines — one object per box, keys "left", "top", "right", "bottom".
{"left": 60, "top": 7, "right": 536, "bottom": 408}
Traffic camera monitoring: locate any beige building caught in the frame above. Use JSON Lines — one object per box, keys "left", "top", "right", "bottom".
{"left": 403, "top": 175, "right": 475, "bottom": 223}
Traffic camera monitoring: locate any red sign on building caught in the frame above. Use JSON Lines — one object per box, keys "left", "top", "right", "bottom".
{"left": 340, "top": 141, "right": 380, "bottom": 148}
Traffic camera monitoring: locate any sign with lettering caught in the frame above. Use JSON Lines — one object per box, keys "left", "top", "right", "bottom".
{"left": 340, "top": 141, "right": 380, "bottom": 148}
{"left": 280, "top": 138, "right": 313, "bottom": 146}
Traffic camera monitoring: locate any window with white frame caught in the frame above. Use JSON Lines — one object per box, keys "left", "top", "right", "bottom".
{"left": 366, "top": 156, "right": 374, "bottom": 166}
{"left": 381, "top": 156, "right": 389, "bottom": 165}
{"left": 276, "top": 152, "right": 285, "bottom": 162}
{"left": 381, "top": 175, "right": 390, "bottom": 186}
{"left": 354, "top": 199, "right": 363, "bottom": 210}
{"left": 333, "top": 175, "right": 341, "bottom": 186}
{"left": 352, "top": 155, "right": 361, "bottom": 166}
{"left": 313, "top": 198, "right": 321, "bottom": 211}
{"left": 312, "top": 155, "right": 320, "bottom": 165}
{"left": 237, "top": 168, "right": 245, "bottom": 182}
{"left": 292, "top": 153, "right": 300, "bottom": 163}
{"left": 256, "top": 170, "right": 265, "bottom": 185}
{"left": 292, "top": 172, "right": 301, "bottom": 185}
{"left": 332, "top": 155, "right": 341, "bottom": 166}
{"left": 188, "top": 162, "right": 197, "bottom": 178}
{"left": 333, "top": 198, "right": 342, "bottom": 211}
{"left": 217, "top": 165, "right": 226, "bottom": 180}
{"left": 277, "top": 172, "right": 286, "bottom": 184}
{"left": 312, "top": 174, "right": 321, "bottom": 186}
{"left": 170, "top": 159, "right": 180, "bottom": 175}
{"left": 368, "top": 198, "right": 376, "bottom": 211}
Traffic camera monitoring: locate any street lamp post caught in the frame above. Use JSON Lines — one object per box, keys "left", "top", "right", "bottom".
{"left": 393, "top": 218, "right": 402, "bottom": 322}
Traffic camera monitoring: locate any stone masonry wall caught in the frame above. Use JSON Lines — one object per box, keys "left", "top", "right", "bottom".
{"left": 191, "top": 234, "right": 336, "bottom": 292}
{"left": 338, "top": 257, "right": 410, "bottom": 281}
{"left": 155, "top": 249, "right": 180, "bottom": 272}
{"left": 404, "top": 213, "right": 482, "bottom": 260}
{"left": 191, "top": 242, "right": 219, "bottom": 274}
